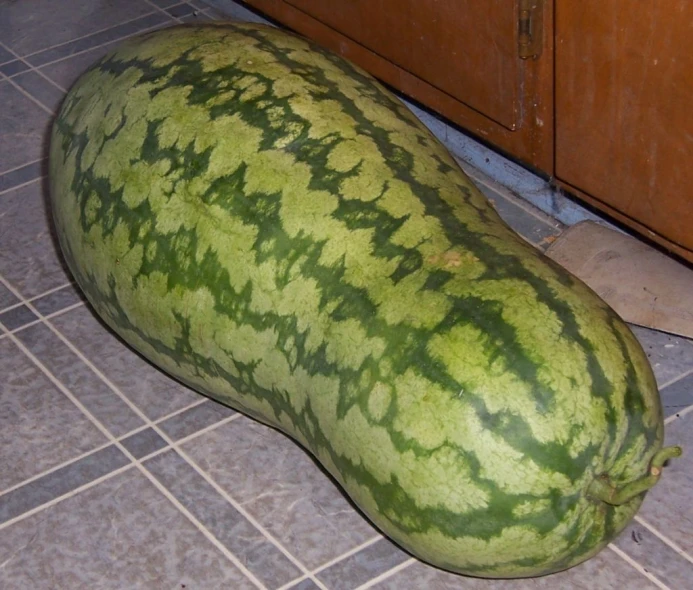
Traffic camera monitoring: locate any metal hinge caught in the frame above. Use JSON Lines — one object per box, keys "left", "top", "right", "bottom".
{"left": 518, "top": 0, "right": 544, "bottom": 59}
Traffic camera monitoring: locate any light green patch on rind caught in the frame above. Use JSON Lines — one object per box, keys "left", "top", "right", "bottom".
{"left": 390, "top": 367, "right": 574, "bottom": 498}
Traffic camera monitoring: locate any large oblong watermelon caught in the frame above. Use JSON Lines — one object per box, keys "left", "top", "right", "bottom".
{"left": 49, "top": 22, "right": 680, "bottom": 578}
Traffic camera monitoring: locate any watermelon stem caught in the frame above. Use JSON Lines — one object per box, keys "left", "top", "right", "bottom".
{"left": 587, "top": 446, "right": 683, "bottom": 505}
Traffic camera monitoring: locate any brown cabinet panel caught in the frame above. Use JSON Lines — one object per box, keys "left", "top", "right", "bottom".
{"left": 244, "top": 0, "right": 554, "bottom": 171}
{"left": 555, "top": 1, "right": 693, "bottom": 252}
{"left": 284, "top": 0, "right": 520, "bottom": 130}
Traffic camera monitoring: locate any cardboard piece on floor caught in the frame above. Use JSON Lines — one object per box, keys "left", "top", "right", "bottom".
{"left": 546, "top": 221, "right": 693, "bottom": 338}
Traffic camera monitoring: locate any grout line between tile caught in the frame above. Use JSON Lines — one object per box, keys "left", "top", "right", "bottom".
{"left": 2, "top": 9, "right": 195, "bottom": 107}
{"left": 308, "top": 535, "right": 382, "bottom": 577}
{"left": 607, "top": 543, "right": 671, "bottom": 590}
{"left": 0, "top": 438, "right": 190, "bottom": 531}
{"left": 0, "top": 412, "right": 243, "bottom": 523}
{"left": 634, "top": 515, "right": 693, "bottom": 565}
{"left": 0, "top": 462, "right": 135, "bottom": 531}
{"left": 4, "top": 73, "right": 55, "bottom": 115}
{"left": 3, "top": 301, "right": 86, "bottom": 336}
{"left": 155, "top": 395, "right": 209, "bottom": 420}
{"left": 0, "top": 39, "right": 69, "bottom": 112}
{"left": 0, "top": 156, "right": 44, "bottom": 176}
{"left": 0, "top": 396, "right": 212, "bottom": 501}
{"left": 8, "top": 12, "right": 159, "bottom": 62}
{"left": 1, "top": 280, "right": 78, "bottom": 317}
{"left": 659, "top": 367, "right": 693, "bottom": 391}
{"left": 0, "top": 439, "right": 114, "bottom": 498}
{"left": 42, "top": 300, "right": 86, "bottom": 319}
{"left": 132, "top": 457, "right": 268, "bottom": 589}
{"left": 661, "top": 367, "right": 693, "bottom": 425}
{"left": 0, "top": 300, "right": 25, "bottom": 315}
{"left": 0, "top": 398, "right": 235, "bottom": 508}
{"left": 173, "top": 412, "right": 241, "bottom": 446}
{"left": 4, "top": 350, "right": 363, "bottom": 590}
{"left": 0, "top": 41, "right": 70, "bottom": 93}
{"left": 352, "top": 558, "right": 417, "bottom": 590}
{"left": 0, "top": 274, "right": 323, "bottom": 588}
{"left": 143, "top": 0, "right": 190, "bottom": 24}
{"left": 26, "top": 281, "right": 75, "bottom": 300}
{"left": 0, "top": 175, "right": 43, "bottom": 197}
{"left": 665, "top": 402, "right": 693, "bottom": 424}
{"left": 169, "top": 434, "right": 330, "bottom": 589}
{"left": 2, "top": 323, "right": 125, "bottom": 450}
{"left": 1, "top": 311, "right": 267, "bottom": 587}
{"left": 2, "top": 441, "right": 267, "bottom": 587}
{"left": 2, "top": 329, "right": 136, "bottom": 473}
{"left": 0, "top": 412, "right": 246, "bottom": 532}
{"left": 275, "top": 576, "right": 309, "bottom": 590}
{"left": 0, "top": 41, "right": 19, "bottom": 59}
{"left": 27, "top": 22, "right": 167, "bottom": 73}
{"left": 3, "top": 317, "right": 42, "bottom": 334}
{"left": 33, "top": 67, "right": 68, "bottom": 92}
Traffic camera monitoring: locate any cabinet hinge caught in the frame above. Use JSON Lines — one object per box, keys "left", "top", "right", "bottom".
{"left": 518, "top": 0, "right": 544, "bottom": 59}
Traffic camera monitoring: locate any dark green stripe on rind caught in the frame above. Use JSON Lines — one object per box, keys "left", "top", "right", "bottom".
{"left": 49, "top": 22, "right": 664, "bottom": 577}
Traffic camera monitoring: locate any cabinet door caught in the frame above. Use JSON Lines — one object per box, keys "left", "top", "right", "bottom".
{"left": 244, "top": 0, "right": 554, "bottom": 171}
{"left": 555, "top": 1, "right": 693, "bottom": 253}
{"left": 284, "top": 0, "right": 520, "bottom": 130}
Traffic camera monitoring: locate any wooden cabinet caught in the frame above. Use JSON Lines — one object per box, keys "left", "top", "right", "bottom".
{"left": 244, "top": 0, "right": 554, "bottom": 171}
{"left": 242, "top": 0, "right": 692, "bottom": 262}
{"left": 555, "top": 0, "right": 693, "bottom": 259}
{"left": 285, "top": 0, "right": 519, "bottom": 129}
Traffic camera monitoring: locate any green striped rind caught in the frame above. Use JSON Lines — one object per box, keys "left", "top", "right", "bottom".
{"left": 49, "top": 23, "right": 664, "bottom": 577}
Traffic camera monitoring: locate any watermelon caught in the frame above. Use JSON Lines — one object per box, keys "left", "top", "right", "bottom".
{"left": 48, "top": 22, "right": 680, "bottom": 578}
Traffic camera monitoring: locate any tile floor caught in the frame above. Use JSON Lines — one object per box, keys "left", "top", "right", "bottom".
{"left": 1, "top": 1, "right": 692, "bottom": 588}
